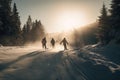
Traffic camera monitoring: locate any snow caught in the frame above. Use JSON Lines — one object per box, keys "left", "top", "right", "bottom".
{"left": 0, "top": 44, "right": 120, "bottom": 80}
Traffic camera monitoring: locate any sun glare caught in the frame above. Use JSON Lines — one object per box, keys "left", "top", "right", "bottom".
{"left": 55, "top": 11, "right": 88, "bottom": 31}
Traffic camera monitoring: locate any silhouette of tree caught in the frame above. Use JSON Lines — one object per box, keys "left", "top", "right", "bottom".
{"left": 11, "top": 3, "right": 22, "bottom": 45}
{"left": 26, "top": 15, "right": 32, "bottom": 30}
{"left": 12, "top": 3, "right": 21, "bottom": 34}
{"left": 22, "top": 16, "right": 32, "bottom": 43}
{"left": 30, "top": 20, "right": 45, "bottom": 42}
{"left": 98, "top": 3, "right": 110, "bottom": 45}
{"left": 0, "top": 0, "right": 22, "bottom": 45}
{"left": 0, "top": 0, "right": 12, "bottom": 35}
{"left": 22, "top": 16, "right": 45, "bottom": 43}
{"left": 22, "top": 24, "right": 28, "bottom": 43}
{"left": 110, "top": 0, "right": 120, "bottom": 43}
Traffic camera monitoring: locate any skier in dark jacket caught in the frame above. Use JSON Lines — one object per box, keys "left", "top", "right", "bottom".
{"left": 60, "top": 38, "right": 68, "bottom": 50}
{"left": 51, "top": 38, "right": 55, "bottom": 48}
{"left": 42, "top": 37, "right": 47, "bottom": 49}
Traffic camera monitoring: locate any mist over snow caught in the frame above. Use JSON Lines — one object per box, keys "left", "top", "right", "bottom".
{"left": 0, "top": 43, "right": 120, "bottom": 80}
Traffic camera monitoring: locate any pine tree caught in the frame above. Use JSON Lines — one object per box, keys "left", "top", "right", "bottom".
{"left": 30, "top": 20, "right": 40, "bottom": 41}
{"left": 27, "top": 15, "right": 32, "bottom": 30}
{"left": 0, "top": 3, "right": 3, "bottom": 34}
{"left": 0, "top": 17, "right": 3, "bottom": 34}
{"left": 12, "top": 3, "right": 21, "bottom": 35}
{"left": 0, "top": 0, "right": 23, "bottom": 45}
{"left": 98, "top": 3, "right": 110, "bottom": 44}
{"left": 22, "top": 16, "right": 46, "bottom": 43}
{"left": 0, "top": 0, "right": 17, "bottom": 45}
{"left": 22, "top": 15, "right": 33, "bottom": 43}
{"left": 11, "top": 3, "right": 22, "bottom": 45}
{"left": 38, "top": 20, "right": 45, "bottom": 39}
{"left": 26, "top": 15, "right": 32, "bottom": 42}
{"left": 30, "top": 21, "right": 36, "bottom": 41}
{"left": 30, "top": 20, "right": 45, "bottom": 42}
{"left": 22, "top": 24, "right": 27, "bottom": 43}
{"left": 110, "top": 0, "right": 120, "bottom": 43}
{"left": 0, "top": 0, "right": 12, "bottom": 35}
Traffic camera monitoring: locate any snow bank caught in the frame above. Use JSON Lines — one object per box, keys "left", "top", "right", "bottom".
{"left": 0, "top": 46, "right": 41, "bottom": 64}
{"left": 79, "top": 43, "right": 120, "bottom": 80}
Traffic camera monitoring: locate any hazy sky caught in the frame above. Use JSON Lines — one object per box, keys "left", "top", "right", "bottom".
{"left": 12, "top": 0, "right": 111, "bottom": 33}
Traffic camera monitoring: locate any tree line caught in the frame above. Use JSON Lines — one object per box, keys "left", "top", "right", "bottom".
{"left": 0, "top": 0, "right": 45, "bottom": 46}
{"left": 98, "top": 0, "right": 120, "bottom": 45}
{"left": 0, "top": 0, "right": 120, "bottom": 46}
{"left": 72, "top": 0, "right": 120, "bottom": 47}
{"left": 22, "top": 15, "right": 45, "bottom": 44}
{"left": 63, "top": 0, "right": 120, "bottom": 46}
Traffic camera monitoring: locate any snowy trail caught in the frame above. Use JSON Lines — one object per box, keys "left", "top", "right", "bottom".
{"left": 0, "top": 47, "right": 119, "bottom": 80}
{"left": 0, "top": 48, "right": 87, "bottom": 80}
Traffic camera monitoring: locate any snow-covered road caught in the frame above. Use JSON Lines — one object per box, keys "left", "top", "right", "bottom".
{"left": 0, "top": 46, "right": 120, "bottom": 80}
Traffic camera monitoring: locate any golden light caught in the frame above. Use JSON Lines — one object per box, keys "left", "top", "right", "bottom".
{"left": 55, "top": 11, "right": 88, "bottom": 32}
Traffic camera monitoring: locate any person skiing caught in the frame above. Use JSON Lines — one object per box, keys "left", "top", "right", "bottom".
{"left": 51, "top": 38, "right": 55, "bottom": 48}
{"left": 60, "top": 37, "right": 68, "bottom": 50}
{"left": 42, "top": 37, "right": 47, "bottom": 49}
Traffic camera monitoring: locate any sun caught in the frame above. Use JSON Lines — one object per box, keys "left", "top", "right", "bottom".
{"left": 55, "top": 11, "right": 88, "bottom": 31}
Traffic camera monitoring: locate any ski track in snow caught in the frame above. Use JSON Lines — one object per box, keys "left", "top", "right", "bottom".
{"left": 81, "top": 48, "right": 120, "bottom": 71}
{"left": 0, "top": 47, "right": 120, "bottom": 80}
